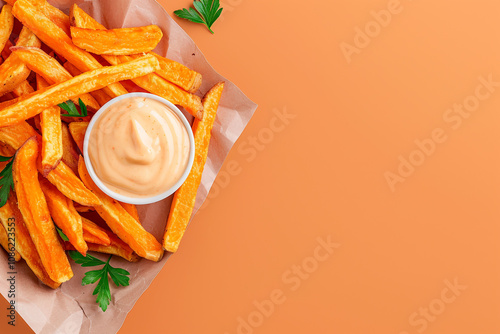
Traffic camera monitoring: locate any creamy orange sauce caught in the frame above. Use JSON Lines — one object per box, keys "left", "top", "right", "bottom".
{"left": 88, "top": 97, "right": 190, "bottom": 198}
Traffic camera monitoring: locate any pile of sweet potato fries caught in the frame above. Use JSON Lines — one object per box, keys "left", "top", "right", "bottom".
{"left": 0, "top": 0, "right": 224, "bottom": 289}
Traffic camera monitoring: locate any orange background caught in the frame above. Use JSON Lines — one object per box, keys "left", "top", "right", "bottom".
{"left": 3, "top": 0, "right": 500, "bottom": 333}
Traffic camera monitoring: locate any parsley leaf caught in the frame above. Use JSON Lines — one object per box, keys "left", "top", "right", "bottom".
{"left": 56, "top": 226, "right": 69, "bottom": 241}
{"left": 0, "top": 156, "right": 14, "bottom": 207}
{"left": 174, "top": 0, "right": 223, "bottom": 34}
{"left": 58, "top": 98, "right": 87, "bottom": 117}
{"left": 69, "top": 251, "right": 131, "bottom": 312}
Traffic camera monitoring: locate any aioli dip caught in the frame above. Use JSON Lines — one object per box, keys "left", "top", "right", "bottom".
{"left": 88, "top": 96, "right": 190, "bottom": 198}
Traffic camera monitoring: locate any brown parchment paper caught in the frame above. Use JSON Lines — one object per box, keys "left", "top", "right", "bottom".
{"left": 0, "top": 0, "right": 257, "bottom": 333}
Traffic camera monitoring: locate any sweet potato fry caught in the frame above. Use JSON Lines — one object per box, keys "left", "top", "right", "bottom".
{"left": 60, "top": 122, "right": 79, "bottom": 174}
{"left": 40, "top": 178, "right": 87, "bottom": 256}
{"left": 151, "top": 53, "right": 202, "bottom": 93}
{"left": 0, "top": 194, "right": 60, "bottom": 288}
{"left": 0, "top": 54, "right": 159, "bottom": 126}
{"left": 0, "top": 5, "right": 14, "bottom": 54}
{"left": 0, "top": 27, "right": 40, "bottom": 96}
{"left": 5, "top": 0, "right": 70, "bottom": 35}
{"left": 0, "top": 120, "right": 37, "bottom": 149}
{"left": 36, "top": 75, "right": 63, "bottom": 175}
{"left": 63, "top": 62, "right": 111, "bottom": 107}
{"left": 13, "top": 137, "right": 73, "bottom": 283}
{"left": 0, "top": 221, "right": 21, "bottom": 261}
{"left": 12, "top": 46, "right": 100, "bottom": 111}
{"left": 12, "top": 0, "right": 128, "bottom": 98}
{"left": 119, "top": 202, "right": 141, "bottom": 224}
{"left": 74, "top": 204, "right": 94, "bottom": 213}
{"left": 70, "top": 4, "right": 202, "bottom": 93}
{"left": 78, "top": 157, "right": 163, "bottom": 261}
{"left": 82, "top": 217, "right": 110, "bottom": 246}
{"left": 70, "top": 25, "right": 163, "bottom": 55}
{"left": 64, "top": 233, "right": 139, "bottom": 262}
{"left": 106, "top": 55, "right": 203, "bottom": 118}
{"left": 68, "top": 121, "right": 88, "bottom": 153}
{"left": 12, "top": 80, "right": 34, "bottom": 97}
{"left": 41, "top": 157, "right": 101, "bottom": 207}
{"left": 1, "top": 39, "right": 13, "bottom": 59}
{"left": 163, "top": 82, "right": 224, "bottom": 252}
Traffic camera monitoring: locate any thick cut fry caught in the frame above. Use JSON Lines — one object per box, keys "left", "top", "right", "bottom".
{"left": 12, "top": 0, "right": 129, "bottom": 98}
{"left": 0, "top": 27, "right": 41, "bottom": 96}
{"left": 70, "top": 4, "right": 202, "bottom": 93}
{"left": 41, "top": 157, "right": 101, "bottom": 207}
{"left": 163, "top": 82, "right": 224, "bottom": 252}
{"left": 82, "top": 217, "right": 110, "bottom": 246}
{"left": 0, "top": 54, "right": 159, "bottom": 126}
{"left": 151, "top": 53, "right": 202, "bottom": 93}
{"left": 0, "top": 222, "right": 21, "bottom": 261}
{"left": 1, "top": 38, "right": 13, "bottom": 60}
{"left": 13, "top": 47, "right": 100, "bottom": 111}
{"left": 0, "top": 195, "right": 60, "bottom": 288}
{"left": 106, "top": 55, "right": 204, "bottom": 119}
{"left": 60, "top": 122, "right": 79, "bottom": 173}
{"left": 119, "top": 202, "right": 141, "bottom": 224}
{"left": 0, "top": 5, "right": 14, "bottom": 54}
{"left": 74, "top": 203, "right": 94, "bottom": 213}
{"left": 13, "top": 137, "right": 73, "bottom": 283}
{"left": 63, "top": 62, "right": 111, "bottom": 107}
{"left": 70, "top": 25, "right": 163, "bottom": 55}
{"left": 78, "top": 158, "right": 163, "bottom": 261}
{"left": 12, "top": 80, "right": 34, "bottom": 97}
{"left": 5, "top": 0, "right": 70, "bottom": 35}
{"left": 68, "top": 121, "right": 88, "bottom": 153}
{"left": 37, "top": 76, "right": 63, "bottom": 175}
{"left": 0, "top": 121, "right": 37, "bottom": 149}
{"left": 40, "top": 178, "right": 87, "bottom": 256}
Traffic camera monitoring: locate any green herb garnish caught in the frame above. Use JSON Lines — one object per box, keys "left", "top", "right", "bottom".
{"left": 58, "top": 98, "right": 87, "bottom": 117}
{"left": 0, "top": 156, "right": 14, "bottom": 207}
{"left": 56, "top": 226, "right": 69, "bottom": 241}
{"left": 69, "top": 251, "right": 130, "bottom": 312}
{"left": 174, "top": 0, "right": 223, "bottom": 34}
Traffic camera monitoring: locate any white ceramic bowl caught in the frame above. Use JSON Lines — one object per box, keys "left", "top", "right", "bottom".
{"left": 83, "top": 92, "right": 195, "bottom": 205}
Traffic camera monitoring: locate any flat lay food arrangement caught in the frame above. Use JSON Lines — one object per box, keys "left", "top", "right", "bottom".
{"left": 0, "top": 0, "right": 224, "bottom": 311}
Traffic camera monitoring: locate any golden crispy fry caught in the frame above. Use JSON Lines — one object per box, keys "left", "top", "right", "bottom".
{"left": 37, "top": 75, "right": 63, "bottom": 175}
{"left": 0, "top": 194, "right": 61, "bottom": 288}
{"left": 163, "top": 82, "right": 224, "bottom": 252}
{"left": 60, "top": 122, "right": 79, "bottom": 174}
{"left": 0, "top": 97, "right": 19, "bottom": 110}
{"left": 0, "top": 5, "right": 14, "bottom": 54}
{"left": 0, "top": 142, "right": 15, "bottom": 156}
{"left": 70, "top": 25, "right": 163, "bottom": 55}
{"left": 119, "top": 202, "right": 141, "bottom": 225}
{"left": 70, "top": 4, "right": 202, "bottom": 93}
{"left": 40, "top": 178, "right": 87, "bottom": 256}
{"left": 64, "top": 233, "right": 139, "bottom": 262}
{"left": 41, "top": 157, "right": 101, "bottom": 207}
{"left": 0, "top": 121, "right": 37, "bottom": 149}
{"left": 63, "top": 62, "right": 111, "bottom": 107}
{"left": 13, "top": 137, "right": 73, "bottom": 283}
{"left": 68, "top": 121, "right": 88, "bottom": 153}
{"left": 74, "top": 203, "right": 94, "bottom": 213}
{"left": 82, "top": 217, "right": 110, "bottom": 246}
{"left": 12, "top": 46, "right": 100, "bottom": 111}
{"left": 12, "top": 80, "right": 34, "bottom": 97}
{"left": 107, "top": 55, "right": 204, "bottom": 119}
{"left": 0, "top": 221, "right": 21, "bottom": 261}
{"left": 0, "top": 54, "right": 159, "bottom": 126}
{"left": 0, "top": 27, "right": 41, "bottom": 96}
{"left": 12, "top": 0, "right": 129, "bottom": 98}
{"left": 78, "top": 157, "right": 164, "bottom": 261}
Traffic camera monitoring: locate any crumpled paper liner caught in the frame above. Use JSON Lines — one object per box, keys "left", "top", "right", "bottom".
{"left": 0, "top": 0, "right": 257, "bottom": 333}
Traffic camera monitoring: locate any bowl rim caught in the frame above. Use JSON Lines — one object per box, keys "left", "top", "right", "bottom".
{"left": 83, "top": 92, "right": 195, "bottom": 205}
